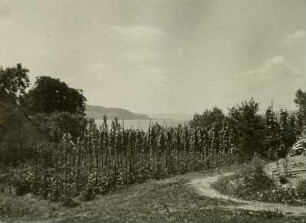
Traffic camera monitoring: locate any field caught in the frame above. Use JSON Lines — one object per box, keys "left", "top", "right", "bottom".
{"left": 0, "top": 121, "right": 237, "bottom": 202}
{"left": 1, "top": 110, "right": 306, "bottom": 222}
{"left": 1, "top": 159, "right": 306, "bottom": 223}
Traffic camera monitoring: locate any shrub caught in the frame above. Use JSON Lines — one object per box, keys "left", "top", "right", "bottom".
{"left": 297, "top": 179, "right": 306, "bottom": 199}
{"left": 213, "top": 157, "right": 276, "bottom": 200}
{"left": 279, "top": 175, "right": 289, "bottom": 184}
{"left": 238, "top": 157, "right": 275, "bottom": 191}
{"left": 213, "top": 157, "right": 306, "bottom": 204}
{"left": 33, "top": 112, "right": 87, "bottom": 142}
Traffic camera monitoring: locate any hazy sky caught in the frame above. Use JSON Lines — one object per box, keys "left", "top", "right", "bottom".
{"left": 1, "top": 0, "right": 306, "bottom": 114}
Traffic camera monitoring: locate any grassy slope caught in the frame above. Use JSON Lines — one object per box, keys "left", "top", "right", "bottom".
{"left": 1, "top": 169, "right": 305, "bottom": 223}
{"left": 0, "top": 98, "right": 45, "bottom": 142}
{"left": 212, "top": 156, "right": 306, "bottom": 204}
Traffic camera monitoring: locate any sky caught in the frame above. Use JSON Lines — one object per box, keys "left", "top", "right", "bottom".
{"left": 0, "top": 0, "right": 306, "bottom": 114}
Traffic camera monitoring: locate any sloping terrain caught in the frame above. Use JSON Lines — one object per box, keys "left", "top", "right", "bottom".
{"left": 85, "top": 104, "right": 149, "bottom": 120}
{"left": 1, "top": 165, "right": 306, "bottom": 223}
{"left": 0, "top": 97, "right": 45, "bottom": 143}
{"left": 264, "top": 156, "right": 306, "bottom": 188}
{"left": 189, "top": 156, "right": 306, "bottom": 217}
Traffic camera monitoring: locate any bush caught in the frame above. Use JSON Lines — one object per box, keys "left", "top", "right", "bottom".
{"left": 279, "top": 175, "right": 289, "bottom": 184}
{"left": 33, "top": 112, "right": 87, "bottom": 142}
{"left": 213, "top": 157, "right": 276, "bottom": 200}
{"left": 297, "top": 179, "right": 306, "bottom": 199}
{"left": 213, "top": 157, "right": 306, "bottom": 203}
{"left": 237, "top": 157, "right": 275, "bottom": 192}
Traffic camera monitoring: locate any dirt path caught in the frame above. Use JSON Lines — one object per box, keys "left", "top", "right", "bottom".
{"left": 189, "top": 159, "right": 306, "bottom": 217}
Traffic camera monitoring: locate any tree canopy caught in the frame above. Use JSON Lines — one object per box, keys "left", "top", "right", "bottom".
{"left": 294, "top": 89, "right": 306, "bottom": 127}
{"left": 24, "top": 76, "right": 87, "bottom": 116}
{"left": 189, "top": 107, "right": 225, "bottom": 130}
{"left": 0, "top": 63, "right": 30, "bottom": 100}
{"left": 33, "top": 112, "right": 88, "bottom": 142}
{"left": 228, "top": 98, "right": 265, "bottom": 160}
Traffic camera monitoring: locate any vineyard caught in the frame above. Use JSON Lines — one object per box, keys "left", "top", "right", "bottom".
{"left": 1, "top": 64, "right": 304, "bottom": 207}
{"left": 0, "top": 101, "right": 302, "bottom": 204}
{"left": 0, "top": 119, "right": 237, "bottom": 202}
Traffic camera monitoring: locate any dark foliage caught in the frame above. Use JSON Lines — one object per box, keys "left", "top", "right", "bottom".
{"left": 190, "top": 98, "right": 299, "bottom": 162}
{"left": 190, "top": 107, "right": 225, "bottom": 131}
{"left": 228, "top": 98, "right": 265, "bottom": 161}
{"left": 23, "top": 76, "right": 86, "bottom": 116}
{"left": 0, "top": 119, "right": 238, "bottom": 201}
{"left": 294, "top": 89, "right": 306, "bottom": 134}
{"left": 32, "top": 112, "right": 88, "bottom": 142}
{"left": 0, "top": 64, "right": 30, "bottom": 100}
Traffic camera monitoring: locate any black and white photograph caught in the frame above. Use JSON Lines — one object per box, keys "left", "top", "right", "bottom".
{"left": 0, "top": 0, "right": 306, "bottom": 222}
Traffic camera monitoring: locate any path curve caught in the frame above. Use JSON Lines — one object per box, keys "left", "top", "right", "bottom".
{"left": 188, "top": 172, "right": 306, "bottom": 216}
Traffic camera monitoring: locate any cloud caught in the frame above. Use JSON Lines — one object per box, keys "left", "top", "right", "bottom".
{"left": 0, "top": 0, "right": 10, "bottom": 17}
{"left": 77, "top": 62, "right": 169, "bottom": 112}
{"left": 0, "top": 0, "right": 12, "bottom": 32}
{"left": 122, "top": 50, "right": 161, "bottom": 62}
{"left": 233, "top": 56, "right": 304, "bottom": 108}
{"left": 111, "top": 25, "right": 164, "bottom": 44}
{"left": 0, "top": 19, "right": 14, "bottom": 33}
{"left": 136, "top": 65, "right": 168, "bottom": 87}
{"left": 284, "top": 29, "right": 306, "bottom": 44}
{"left": 75, "top": 62, "right": 107, "bottom": 84}
{"left": 241, "top": 56, "right": 301, "bottom": 84}
{"left": 90, "top": 17, "right": 99, "bottom": 30}
{"left": 111, "top": 25, "right": 164, "bottom": 62}
{"left": 86, "top": 62, "right": 105, "bottom": 74}
{"left": 269, "top": 55, "right": 285, "bottom": 64}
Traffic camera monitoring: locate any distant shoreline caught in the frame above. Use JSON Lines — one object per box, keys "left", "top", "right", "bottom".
{"left": 94, "top": 119, "right": 190, "bottom": 130}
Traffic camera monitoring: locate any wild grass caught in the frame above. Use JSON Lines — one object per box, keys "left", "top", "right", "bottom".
{"left": 1, "top": 171, "right": 303, "bottom": 223}
{"left": 212, "top": 157, "right": 306, "bottom": 204}
{"left": 297, "top": 179, "right": 306, "bottom": 199}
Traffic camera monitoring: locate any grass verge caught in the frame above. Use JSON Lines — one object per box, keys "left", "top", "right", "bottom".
{"left": 212, "top": 158, "right": 306, "bottom": 205}
{"left": 1, "top": 168, "right": 306, "bottom": 223}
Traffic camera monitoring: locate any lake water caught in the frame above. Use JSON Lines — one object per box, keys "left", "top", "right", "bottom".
{"left": 95, "top": 119, "right": 189, "bottom": 131}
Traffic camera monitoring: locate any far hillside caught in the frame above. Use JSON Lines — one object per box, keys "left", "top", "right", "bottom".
{"left": 86, "top": 104, "right": 149, "bottom": 120}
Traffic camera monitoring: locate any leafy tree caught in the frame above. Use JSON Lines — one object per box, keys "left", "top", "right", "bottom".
{"left": 190, "top": 107, "right": 225, "bottom": 130}
{"left": 294, "top": 89, "right": 306, "bottom": 129}
{"left": 0, "top": 64, "right": 30, "bottom": 99}
{"left": 228, "top": 98, "right": 265, "bottom": 161}
{"left": 294, "top": 89, "right": 306, "bottom": 113}
{"left": 0, "top": 64, "right": 30, "bottom": 142}
{"left": 264, "top": 106, "right": 280, "bottom": 159}
{"left": 23, "top": 76, "right": 86, "bottom": 116}
{"left": 33, "top": 112, "right": 87, "bottom": 142}
{"left": 278, "top": 110, "right": 296, "bottom": 156}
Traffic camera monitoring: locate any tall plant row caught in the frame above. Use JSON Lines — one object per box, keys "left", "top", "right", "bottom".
{"left": 0, "top": 107, "right": 301, "bottom": 202}
{"left": 0, "top": 119, "right": 236, "bottom": 201}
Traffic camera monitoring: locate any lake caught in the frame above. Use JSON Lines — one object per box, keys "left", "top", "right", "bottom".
{"left": 95, "top": 119, "right": 190, "bottom": 131}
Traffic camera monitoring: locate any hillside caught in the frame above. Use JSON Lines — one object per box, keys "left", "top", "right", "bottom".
{"left": 0, "top": 96, "right": 46, "bottom": 143}
{"left": 85, "top": 104, "right": 149, "bottom": 120}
